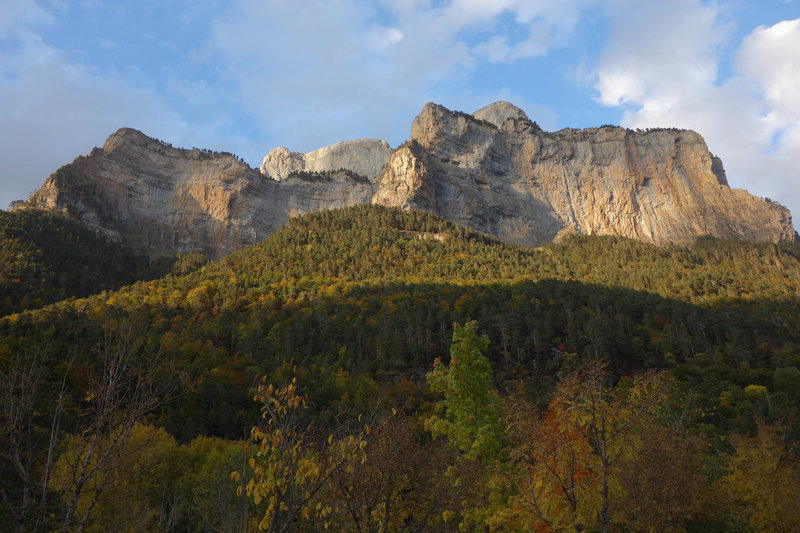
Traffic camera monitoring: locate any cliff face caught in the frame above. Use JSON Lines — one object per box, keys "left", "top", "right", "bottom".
{"left": 23, "top": 103, "right": 795, "bottom": 258}
{"left": 26, "top": 129, "right": 376, "bottom": 258}
{"left": 373, "top": 102, "right": 794, "bottom": 246}
{"left": 260, "top": 139, "right": 392, "bottom": 181}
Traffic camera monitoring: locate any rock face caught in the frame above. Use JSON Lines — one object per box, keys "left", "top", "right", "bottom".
{"left": 23, "top": 102, "right": 795, "bottom": 258}
{"left": 260, "top": 139, "right": 392, "bottom": 181}
{"left": 26, "top": 129, "right": 376, "bottom": 258}
{"left": 373, "top": 102, "right": 795, "bottom": 246}
{"left": 472, "top": 101, "right": 531, "bottom": 128}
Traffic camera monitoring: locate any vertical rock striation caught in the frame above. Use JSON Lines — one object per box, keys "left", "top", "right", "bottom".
{"left": 23, "top": 102, "right": 795, "bottom": 258}
{"left": 26, "top": 129, "right": 378, "bottom": 258}
{"left": 373, "top": 102, "right": 795, "bottom": 246}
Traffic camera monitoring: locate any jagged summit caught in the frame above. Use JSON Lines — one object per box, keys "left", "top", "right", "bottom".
{"left": 260, "top": 138, "right": 392, "bottom": 182}
{"left": 473, "top": 101, "right": 530, "bottom": 127}
{"left": 376, "top": 103, "right": 794, "bottom": 246}
{"left": 20, "top": 102, "right": 795, "bottom": 258}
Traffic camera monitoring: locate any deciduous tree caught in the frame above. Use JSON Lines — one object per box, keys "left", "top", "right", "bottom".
{"left": 502, "top": 359, "right": 676, "bottom": 532}
{"left": 234, "top": 373, "right": 374, "bottom": 532}
{"left": 55, "top": 322, "right": 172, "bottom": 533}
{"left": 0, "top": 346, "right": 70, "bottom": 533}
{"left": 722, "top": 423, "right": 800, "bottom": 532}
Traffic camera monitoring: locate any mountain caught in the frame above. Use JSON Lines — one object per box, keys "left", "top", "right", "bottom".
{"left": 260, "top": 138, "right": 392, "bottom": 181}
{"left": 22, "top": 129, "right": 378, "bottom": 259}
{"left": 19, "top": 102, "right": 795, "bottom": 258}
{"left": 374, "top": 102, "right": 795, "bottom": 246}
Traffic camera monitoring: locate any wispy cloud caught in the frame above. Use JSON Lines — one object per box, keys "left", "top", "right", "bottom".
{"left": 205, "top": 0, "right": 589, "bottom": 151}
{"left": 0, "top": 4, "right": 185, "bottom": 204}
{"left": 0, "top": 0, "right": 251, "bottom": 207}
{"left": 0, "top": 0, "right": 591, "bottom": 209}
{"left": 1, "top": 0, "right": 797, "bottom": 220}
{"left": 0, "top": 0, "right": 53, "bottom": 38}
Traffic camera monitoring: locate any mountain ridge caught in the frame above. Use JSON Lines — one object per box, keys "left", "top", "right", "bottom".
{"left": 18, "top": 101, "right": 795, "bottom": 257}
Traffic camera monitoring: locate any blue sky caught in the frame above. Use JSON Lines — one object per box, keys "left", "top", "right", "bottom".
{"left": 1, "top": 0, "right": 798, "bottom": 220}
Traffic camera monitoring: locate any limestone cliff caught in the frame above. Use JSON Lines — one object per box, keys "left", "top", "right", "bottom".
{"left": 25, "top": 129, "right": 376, "bottom": 258}
{"left": 23, "top": 102, "right": 795, "bottom": 258}
{"left": 260, "top": 139, "right": 392, "bottom": 181}
{"left": 373, "top": 102, "right": 794, "bottom": 246}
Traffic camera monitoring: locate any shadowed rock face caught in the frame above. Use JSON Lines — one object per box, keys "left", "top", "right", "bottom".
{"left": 23, "top": 102, "right": 795, "bottom": 258}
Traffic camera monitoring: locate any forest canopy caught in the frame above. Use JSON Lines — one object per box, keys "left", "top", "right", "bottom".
{"left": 2, "top": 204, "right": 800, "bottom": 531}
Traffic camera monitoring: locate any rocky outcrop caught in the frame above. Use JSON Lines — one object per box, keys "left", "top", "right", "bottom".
{"left": 472, "top": 101, "right": 532, "bottom": 128}
{"left": 26, "top": 129, "right": 376, "bottom": 258}
{"left": 372, "top": 102, "right": 795, "bottom": 246}
{"left": 260, "top": 139, "right": 392, "bottom": 181}
{"left": 22, "top": 102, "right": 795, "bottom": 258}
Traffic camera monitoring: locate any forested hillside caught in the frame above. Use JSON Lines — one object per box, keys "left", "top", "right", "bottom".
{"left": 2, "top": 205, "right": 799, "bottom": 531}
{"left": 0, "top": 209, "right": 192, "bottom": 316}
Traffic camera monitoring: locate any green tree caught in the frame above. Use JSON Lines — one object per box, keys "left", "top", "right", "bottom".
{"left": 425, "top": 321, "right": 504, "bottom": 461}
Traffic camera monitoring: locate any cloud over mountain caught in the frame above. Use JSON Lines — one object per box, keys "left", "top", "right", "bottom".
{"left": 1, "top": 1, "right": 797, "bottom": 219}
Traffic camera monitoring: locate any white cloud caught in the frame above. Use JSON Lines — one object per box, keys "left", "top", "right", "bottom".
{"left": 13, "top": 0, "right": 795, "bottom": 227}
{"left": 593, "top": 2, "right": 800, "bottom": 217}
{"left": 737, "top": 19, "right": 800, "bottom": 132}
{"left": 475, "top": 35, "right": 514, "bottom": 62}
{"left": 0, "top": 0, "right": 598, "bottom": 211}
{"left": 0, "top": 0, "right": 53, "bottom": 38}
{"left": 0, "top": 0, "right": 268, "bottom": 209}
{"left": 454, "top": 0, "right": 590, "bottom": 63}
{"left": 734, "top": 18, "right": 800, "bottom": 207}
{"left": 0, "top": 2, "right": 197, "bottom": 209}
{"left": 207, "top": 0, "right": 591, "bottom": 154}
{"left": 208, "top": 0, "right": 468, "bottom": 150}
{"left": 368, "top": 26, "right": 404, "bottom": 49}
{"left": 594, "top": 0, "right": 729, "bottom": 106}
{"left": 0, "top": 40, "right": 187, "bottom": 206}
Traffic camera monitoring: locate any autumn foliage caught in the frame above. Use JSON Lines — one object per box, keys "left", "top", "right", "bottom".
{"left": 3, "top": 206, "right": 800, "bottom": 531}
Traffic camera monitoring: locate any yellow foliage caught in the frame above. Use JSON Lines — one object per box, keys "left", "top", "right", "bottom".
{"left": 237, "top": 373, "right": 371, "bottom": 531}
{"left": 723, "top": 424, "right": 800, "bottom": 531}
{"left": 744, "top": 384, "right": 767, "bottom": 397}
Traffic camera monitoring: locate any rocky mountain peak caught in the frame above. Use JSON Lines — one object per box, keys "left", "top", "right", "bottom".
{"left": 375, "top": 102, "right": 794, "bottom": 247}
{"left": 102, "top": 127, "right": 157, "bottom": 150}
{"left": 472, "top": 101, "right": 530, "bottom": 127}
{"left": 260, "top": 138, "right": 393, "bottom": 182}
{"left": 260, "top": 147, "right": 305, "bottom": 181}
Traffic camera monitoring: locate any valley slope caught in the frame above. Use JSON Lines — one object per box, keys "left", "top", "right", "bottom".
{"left": 3, "top": 205, "right": 800, "bottom": 531}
